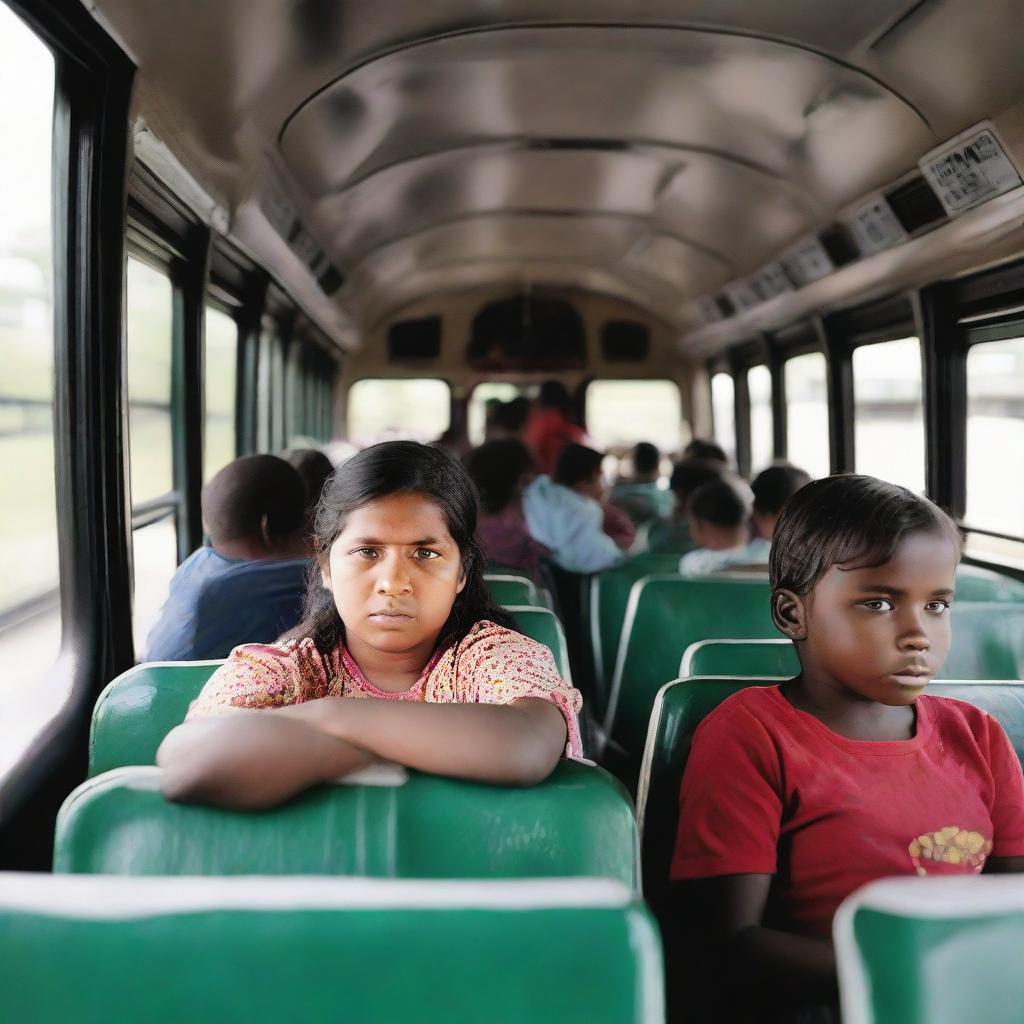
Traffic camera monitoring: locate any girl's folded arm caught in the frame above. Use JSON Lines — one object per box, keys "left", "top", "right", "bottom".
{"left": 156, "top": 711, "right": 373, "bottom": 810}
{"left": 288, "top": 694, "right": 568, "bottom": 786}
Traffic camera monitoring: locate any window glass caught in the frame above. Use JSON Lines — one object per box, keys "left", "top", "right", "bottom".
{"left": 747, "top": 365, "right": 773, "bottom": 472}
{"left": 347, "top": 379, "right": 450, "bottom": 444}
{"left": 131, "top": 514, "right": 179, "bottom": 657}
{"left": 784, "top": 352, "right": 829, "bottom": 478}
{"left": 853, "top": 337, "right": 925, "bottom": 492}
{"left": 467, "top": 382, "right": 521, "bottom": 445}
{"left": 965, "top": 335, "right": 1024, "bottom": 539}
{"left": 0, "top": 6, "right": 60, "bottom": 773}
{"left": 711, "top": 372, "right": 736, "bottom": 465}
{"left": 585, "top": 380, "right": 684, "bottom": 454}
{"left": 204, "top": 305, "right": 237, "bottom": 481}
{"left": 126, "top": 257, "right": 173, "bottom": 503}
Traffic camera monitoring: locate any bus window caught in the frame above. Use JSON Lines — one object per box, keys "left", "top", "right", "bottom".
{"left": 467, "top": 382, "right": 521, "bottom": 445}
{"left": 204, "top": 305, "right": 238, "bottom": 482}
{"left": 0, "top": 5, "right": 58, "bottom": 770}
{"left": 256, "top": 323, "right": 278, "bottom": 452}
{"left": 747, "top": 364, "right": 773, "bottom": 472}
{"left": 853, "top": 337, "right": 925, "bottom": 492}
{"left": 586, "top": 380, "right": 684, "bottom": 453}
{"left": 784, "top": 352, "right": 829, "bottom": 478}
{"left": 126, "top": 257, "right": 177, "bottom": 655}
{"left": 347, "top": 378, "right": 450, "bottom": 445}
{"left": 711, "top": 372, "right": 736, "bottom": 465}
{"left": 965, "top": 335, "right": 1024, "bottom": 552}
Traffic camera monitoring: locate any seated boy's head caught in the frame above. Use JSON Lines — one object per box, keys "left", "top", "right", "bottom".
{"left": 751, "top": 463, "right": 811, "bottom": 540}
{"left": 554, "top": 443, "right": 605, "bottom": 501}
{"left": 630, "top": 442, "right": 660, "bottom": 482}
{"left": 769, "top": 475, "right": 963, "bottom": 706}
{"left": 686, "top": 476, "right": 753, "bottom": 551}
{"left": 202, "top": 455, "right": 307, "bottom": 560}
{"left": 284, "top": 448, "right": 335, "bottom": 541}
{"left": 464, "top": 439, "right": 536, "bottom": 514}
{"left": 305, "top": 440, "right": 504, "bottom": 659}
{"left": 669, "top": 458, "right": 724, "bottom": 515}
{"left": 682, "top": 438, "right": 729, "bottom": 466}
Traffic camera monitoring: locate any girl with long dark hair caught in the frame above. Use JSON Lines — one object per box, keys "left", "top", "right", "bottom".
{"left": 157, "top": 441, "right": 582, "bottom": 809}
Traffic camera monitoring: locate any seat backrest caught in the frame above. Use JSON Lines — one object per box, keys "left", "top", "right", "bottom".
{"left": 943, "top": 604, "right": 1024, "bottom": 679}
{"left": 603, "top": 576, "right": 777, "bottom": 785}
{"left": 89, "top": 661, "right": 222, "bottom": 777}
{"left": 681, "top": 638, "right": 798, "bottom": 678}
{"left": 835, "top": 876, "right": 1024, "bottom": 1024}
{"left": 0, "top": 874, "right": 663, "bottom": 1024}
{"left": 681, "top": 604, "right": 1024, "bottom": 682}
{"left": 55, "top": 760, "right": 638, "bottom": 885}
{"left": 955, "top": 564, "right": 1024, "bottom": 603}
{"left": 637, "top": 676, "right": 1024, "bottom": 911}
{"left": 485, "top": 573, "right": 543, "bottom": 608}
{"left": 90, "top": 612, "right": 571, "bottom": 777}
{"left": 588, "top": 555, "right": 692, "bottom": 715}
{"left": 505, "top": 605, "right": 572, "bottom": 680}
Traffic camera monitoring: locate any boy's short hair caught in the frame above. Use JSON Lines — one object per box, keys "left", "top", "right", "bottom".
{"left": 669, "top": 457, "right": 725, "bottom": 500}
{"left": 202, "top": 454, "right": 306, "bottom": 546}
{"left": 682, "top": 438, "right": 728, "bottom": 464}
{"left": 688, "top": 476, "right": 753, "bottom": 529}
{"left": 554, "top": 443, "right": 604, "bottom": 487}
{"left": 751, "top": 463, "right": 811, "bottom": 516}
{"left": 464, "top": 439, "right": 535, "bottom": 514}
{"left": 770, "top": 474, "right": 962, "bottom": 596}
{"left": 632, "top": 442, "right": 660, "bottom": 476}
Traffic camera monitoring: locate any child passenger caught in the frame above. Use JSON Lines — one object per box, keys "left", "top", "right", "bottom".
{"left": 677, "top": 475, "right": 761, "bottom": 575}
{"left": 670, "top": 475, "right": 1024, "bottom": 1021}
{"left": 157, "top": 441, "right": 583, "bottom": 810}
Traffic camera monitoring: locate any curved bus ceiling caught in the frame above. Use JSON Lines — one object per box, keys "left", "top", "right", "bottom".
{"left": 88, "top": 0, "right": 1024, "bottom": 353}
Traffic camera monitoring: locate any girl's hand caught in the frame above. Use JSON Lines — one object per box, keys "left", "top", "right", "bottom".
{"left": 157, "top": 709, "right": 373, "bottom": 810}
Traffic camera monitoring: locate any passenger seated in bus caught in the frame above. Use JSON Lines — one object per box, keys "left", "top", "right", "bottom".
{"left": 463, "top": 439, "right": 547, "bottom": 581}
{"left": 750, "top": 463, "right": 811, "bottom": 547}
{"left": 524, "top": 380, "right": 586, "bottom": 475}
{"left": 523, "top": 443, "right": 628, "bottom": 573}
{"left": 669, "top": 476, "right": 1024, "bottom": 1021}
{"left": 609, "top": 441, "right": 675, "bottom": 526}
{"left": 156, "top": 441, "right": 582, "bottom": 809}
{"left": 682, "top": 437, "right": 729, "bottom": 466}
{"left": 283, "top": 447, "right": 335, "bottom": 548}
{"left": 144, "top": 455, "right": 312, "bottom": 662}
{"left": 487, "top": 396, "right": 531, "bottom": 442}
{"left": 646, "top": 457, "right": 725, "bottom": 554}
{"left": 677, "top": 476, "right": 763, "bottom": 575}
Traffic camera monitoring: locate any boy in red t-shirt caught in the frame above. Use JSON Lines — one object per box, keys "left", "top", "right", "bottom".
{"left": 669, "top": 474, "right": 1024, "bottom": 1022}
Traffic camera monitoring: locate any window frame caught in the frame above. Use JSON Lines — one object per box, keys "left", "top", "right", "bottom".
{"left": 0, "top": 0, "right": 135, "bottom": 830}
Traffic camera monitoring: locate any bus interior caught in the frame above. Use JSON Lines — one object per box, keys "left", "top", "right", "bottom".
{"left": 3, "top": 1, "right": 1024, "bottom": 1021}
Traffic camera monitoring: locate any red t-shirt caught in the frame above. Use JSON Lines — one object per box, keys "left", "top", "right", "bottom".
{"left": 670, "top": 685, "right": 1024, "bottom": 938}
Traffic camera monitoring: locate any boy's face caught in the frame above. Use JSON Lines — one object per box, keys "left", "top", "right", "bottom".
{"left": 322, "top": 492, "right": 466, "bottom": 660}
{"left": 787, "top": 530, "right": 958, "bottom": 706}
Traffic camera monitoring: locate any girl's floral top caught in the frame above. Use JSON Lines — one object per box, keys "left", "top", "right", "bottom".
{"left": 187, "top": 619, "right": 584, "bottom": 758}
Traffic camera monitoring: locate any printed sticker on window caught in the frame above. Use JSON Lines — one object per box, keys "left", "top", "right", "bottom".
{"left": 920, "top": 125, "right": 1023, "bottom": 215}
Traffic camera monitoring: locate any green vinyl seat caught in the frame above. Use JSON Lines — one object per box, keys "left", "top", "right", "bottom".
{"left": 682, "top": 603, "right": 1024, "bottom": 680}
{"left": 55, "top": 759, "right": 638, "bottom": 885}
{"left": 0, "top": 874, "right": 663, "bottom": 1024}
{"left": 485, "top": 572, "right": 553, "bottom": 610}
{"left": 89, "top": 608, "right": 572, "bottom": 778}
{"left": 588, "top": 555, "right": 684, "bottom": 719}
{"left": 942, "top": 603, "right": 1024, "bottom": 679}
{"left": 602, "top": 576, "right": 777, "bottom": 785}
{"left": 835, "top": 876, "right": 1024, "bottom": 1024}
{"left": 955, "top": 564, "right": 1024, "bottom": 603}
{"left": 636, "top": 676, "right": 1024, "bottom": 912}
{"left": 681, "top": 638, "right": 799, "bottom": 678}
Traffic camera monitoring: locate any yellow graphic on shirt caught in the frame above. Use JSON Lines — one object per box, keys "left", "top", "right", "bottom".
{"left": 908, "top": 826, "right": 992, "bottom": 876}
